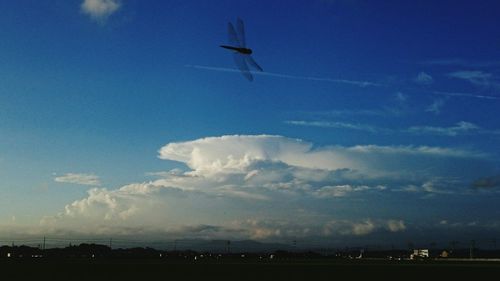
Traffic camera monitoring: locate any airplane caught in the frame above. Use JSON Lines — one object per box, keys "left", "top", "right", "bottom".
{"left": 220, "top": 18, "right": 263, "bottom": 81}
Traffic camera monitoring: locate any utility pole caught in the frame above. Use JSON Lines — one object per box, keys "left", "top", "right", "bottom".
{"left": 226, "top": 240, "right": 231, "bottom": 254}
{"left": 109, "top": 238, "right": 112, "bottom": 249}
{"left": 407, "top": 241, "right": 414, "bottom": 251}
{"left": 450, "top": 240, "right": 458, "bottom": 251}
{"left": 469, "top": 240, "right": 475, "bottom": 259}
{"left": 43, "top": 236, "right": 46, "bottom": 251}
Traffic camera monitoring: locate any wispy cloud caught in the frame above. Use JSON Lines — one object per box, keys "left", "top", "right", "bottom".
{"left": 395, "top": 92, "right": 407, "bottom": 102}
{"left": 394, "top": 179, "right": 459, "bottom": 195}
{"left": 421, "top": 58, "right": 500, "bottom": 68}
{"left": 448, "top": 70, "right": 493, "bottom": 87}
{"left": 432, "top": 91, "right": 500, "bottom": 100}
{"left": 287, "top": 117, "right": 498, "bottom": 138}
{"left": 407, "top": 121, "right": 479, "bottom": 136}
{"left": 300, "top": 109, "right": 393, "bottom": 118}
{"left": 414, "top": 72, "right": 433, "bottom": 85}
{"left": 54, "top": 173, "right": 101, "bottom": 186}
{"left": 425, "top": 99, "right": 445, "bottom": 114}
{"left": 285, "top": 120, "right": 383, "bottom": 133}
{"left": 186, "top": 65, "right": 382, "bottom": 87}
{"left": 81, "top": 0, "right": 121, "bottom": 22}
{"left": 344, "top": 144, "right": 484, "bottom": 158}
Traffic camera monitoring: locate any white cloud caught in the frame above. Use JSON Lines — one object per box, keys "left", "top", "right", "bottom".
{"left": 324, "top": 219, "right": 405, "bottom": 236}
{"left": 351, "top": 220, "right": 376, "bottom": 235}
{"left": 54, "top": 173, "right": 101, "bottom": 186}
{"left": 415, "top": 72, "right": 433, "bottom": 85}
{"left": 323, "top": 219, "right": 376, "bottom": 236}
{"left": 65, "top": 188, "right": 120, "bottom": 219}
{"left": 62, "top": 183, "right": 161, "bottom": 221}
{"left": 41, "top": 182, "right": 181, "bottom": 235}
{"left": 386, "top": 220, "right": 406, "bottom": 232}
{"left": 313, "top": 185, "right": 386, "bottom": 198}
{"left": 81, "top": 0, "right": 121, "bottom": 21}
{"left": 394, "top": 179, "right": 458, "bottom": 195}
{"left": 421, "top": 180, "right": 455, "bottom": 194}
{"left": 407, "top": 121, "right": 479, "bottom": 136}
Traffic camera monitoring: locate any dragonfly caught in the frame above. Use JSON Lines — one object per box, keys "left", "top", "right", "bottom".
{"left": 220, "top": 18, "right": 263, "bottom": 81}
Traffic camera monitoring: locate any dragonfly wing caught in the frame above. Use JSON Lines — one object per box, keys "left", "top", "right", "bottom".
{"left": 245, "top": 55, "right": 263, "bottom": 72}
{"left": 233, "top": 53, "right": 253, "bottom": 81}
{"left": 227, "top": 22, "right": 240, "bottom": 47}
{"left": 236, "top": 18, "right": 246, "bottom": 48}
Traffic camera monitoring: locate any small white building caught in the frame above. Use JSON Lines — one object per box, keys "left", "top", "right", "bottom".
{"left": 410, "top": 249, "right": 429, "bottom": 259}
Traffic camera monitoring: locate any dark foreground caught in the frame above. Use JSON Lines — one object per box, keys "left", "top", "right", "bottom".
{"left": 2, "top": 259, "right": 500, "bottom": 280}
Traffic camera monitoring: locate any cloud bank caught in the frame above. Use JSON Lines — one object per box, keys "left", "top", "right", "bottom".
{"left": 37, "top": 135, "right": 495, "bottom": 242}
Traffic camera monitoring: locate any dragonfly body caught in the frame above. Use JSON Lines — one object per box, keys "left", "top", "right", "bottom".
{"left": 220, "top": 45, "right": 253, "bottom": 55}
{"left": 221, "top": 18, "right": 263, "bottom": 81}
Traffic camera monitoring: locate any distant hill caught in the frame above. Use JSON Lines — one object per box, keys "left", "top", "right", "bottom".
{"left": 167, "top": 239, "right": 294, "bottom": 252}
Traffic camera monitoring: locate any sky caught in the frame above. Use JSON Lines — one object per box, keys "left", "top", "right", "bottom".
{"left": 1, "top": 0, "right": 500, "bottom": 249}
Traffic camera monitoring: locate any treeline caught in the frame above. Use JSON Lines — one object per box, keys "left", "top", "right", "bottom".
{"left": 2, "top": 243, "right": 500, "bottom": 260}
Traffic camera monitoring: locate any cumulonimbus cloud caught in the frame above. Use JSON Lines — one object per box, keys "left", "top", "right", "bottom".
{"left": 158, "top": 135, "right": 484, "bottom": 174}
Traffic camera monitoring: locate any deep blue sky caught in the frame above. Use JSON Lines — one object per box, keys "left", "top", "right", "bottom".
{"left": 1, "top": 0, "right": 500, "bottom": 248}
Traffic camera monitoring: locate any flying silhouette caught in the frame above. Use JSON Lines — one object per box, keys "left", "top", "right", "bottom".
{"left": 220, "top": 18, "right": 263, "bottom": 81}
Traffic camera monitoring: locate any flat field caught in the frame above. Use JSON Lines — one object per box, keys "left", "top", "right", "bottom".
{"left": 2, "top": 258, "right": 500, "bottom": 279}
